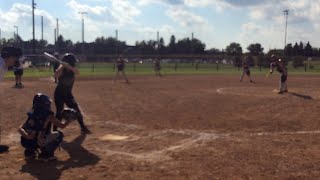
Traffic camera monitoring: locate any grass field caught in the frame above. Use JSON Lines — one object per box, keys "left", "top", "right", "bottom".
{"left": 4, "top": 62, "right": 320, "bottom": 78}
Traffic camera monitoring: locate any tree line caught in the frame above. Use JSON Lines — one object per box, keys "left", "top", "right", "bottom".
{"left": 1, "top": 34, "right": 320, "bottom": 59}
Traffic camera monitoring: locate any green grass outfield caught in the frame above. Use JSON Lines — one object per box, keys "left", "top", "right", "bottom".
{"left": 4, "top": 62, "right": 320, "bottom": 78}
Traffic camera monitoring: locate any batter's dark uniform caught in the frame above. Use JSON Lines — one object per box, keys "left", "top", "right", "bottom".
{"left": 54, "top": 54, "right": 90, "bottom": 133}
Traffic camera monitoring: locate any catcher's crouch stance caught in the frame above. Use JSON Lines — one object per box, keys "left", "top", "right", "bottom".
{"left": 18, "top": 93, "right": 76, "bottom": 161}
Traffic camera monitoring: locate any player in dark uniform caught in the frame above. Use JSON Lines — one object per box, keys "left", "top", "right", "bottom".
{"left": 113, "top": 55, "right": 129, "bottom": 83}
{"left": 154, "top": 58, "right": 162, "bottom": 77}
{"left": 54, "top": 53, "right": 91, "bottom": 134}
{"left": 240, "top": 60, "right": 253, "bottom": 83}
{"left": 269, "top": 54, "right": 288, "bottom": 94}
{"left": 13, "top": 58, "right": 24, "bottom": 88}
{"left": 18, "top": 93, "right": 72, "bottom": 161}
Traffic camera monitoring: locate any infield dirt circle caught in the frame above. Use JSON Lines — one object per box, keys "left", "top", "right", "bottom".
{"left": 1, "top": 74, "right": 320, "bottom": 179}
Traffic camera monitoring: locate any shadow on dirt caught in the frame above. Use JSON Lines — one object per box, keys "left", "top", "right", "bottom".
{"left": 20, "top": 134, "right": 100, "bottom": 180}
{"left": 289, "top": 92, "right": 313, "bottom": 100}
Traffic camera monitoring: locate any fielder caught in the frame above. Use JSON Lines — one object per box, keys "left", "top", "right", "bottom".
{"left": 113, "top": 55, "right": 129, "bottom": 83}
{"left": 240, "top": 60, "right": 254, "bottom": 83}
{"left": 269, "top": 54, "right": 288, "bottom": 94}
{"left": 54, "top": 53, "right": 91, "bottom": 134}
{"left": 0, "top": 46, "right": 22, "bottom": 153}
{"left": 13, "top": 58, "right": 24, "bottom": 88}
{"left": 154, "top": 58, "right": 162, "bottom": 77}
{"left": 18, "top": 93, "right": 76, "bottom": 161}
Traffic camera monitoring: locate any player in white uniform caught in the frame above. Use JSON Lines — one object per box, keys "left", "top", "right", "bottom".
{"left": 0, "top": 46, "right": 23, "bottom": 153}
{"left": 269, "top": 54, "right": 288, "bottom": 94}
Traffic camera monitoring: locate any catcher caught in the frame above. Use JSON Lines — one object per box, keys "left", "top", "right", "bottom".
{"left": 18, "top": 93, "right": 77, "bottom": 161}
{"left": 269, "top": 54, "right": 288, "bottom": 94}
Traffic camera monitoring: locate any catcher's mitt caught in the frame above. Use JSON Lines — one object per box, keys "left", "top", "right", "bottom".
{"left": 61, "top": 108, "right": 77, "bottom": 120}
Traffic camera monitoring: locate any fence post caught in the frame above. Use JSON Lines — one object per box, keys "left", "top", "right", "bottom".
{"left": 174, "top": 63, "right": 178, "bottom": 71}
{"left": 304, "top": 62, "right": 307, "bottom": 72}
{"left": 259, "top": 64, "right": 262, "bottom": 72}
{"left": 195, "top": 63, "right": 199, "bottom": 70}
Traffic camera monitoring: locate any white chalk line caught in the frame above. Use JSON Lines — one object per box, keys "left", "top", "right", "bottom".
{"left": 216, "top": 87, "right": 278, "bottom": 97}
{"left": 5, "top": 118, "right": 320, "bottom": 163}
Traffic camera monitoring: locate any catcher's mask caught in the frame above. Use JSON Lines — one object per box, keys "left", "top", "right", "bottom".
{"left": 62, "top": 53, "right": 78, "bottom": 67}
{"left": 33, "top": 93, "right": 52, "bottom": 111}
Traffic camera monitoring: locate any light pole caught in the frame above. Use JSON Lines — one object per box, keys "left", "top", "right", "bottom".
{"left": 32, "top": 0, "right": 36, "bottom": 54}
{"left": 115, "top": 29, "right": 118, "bottom": 56}
{"left": 283, "top": 9, "right": 289, "bottom": 54}
{"left": 14, "top": 25, "right": 18, "bottom": 44}
{"left": 79, "top": 12, "right": 87, "bottom": 54}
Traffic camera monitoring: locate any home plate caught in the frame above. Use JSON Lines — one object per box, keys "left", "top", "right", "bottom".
{"left": 99, "top": 134, "right": 129, "bottom": 141}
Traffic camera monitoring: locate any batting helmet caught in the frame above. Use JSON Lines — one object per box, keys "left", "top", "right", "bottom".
{"left": 62, "top": 53, "right": 78, "bottom": 67}
{"left": 1, "top": 46, "right": 22, "bottom": 59}
{"left": 32, "top": 93, "right": 52, "bottom": 111}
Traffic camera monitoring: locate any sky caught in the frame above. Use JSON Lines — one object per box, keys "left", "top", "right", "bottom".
{"left": 0, "top": 0, "right": 319, "bottom": 52}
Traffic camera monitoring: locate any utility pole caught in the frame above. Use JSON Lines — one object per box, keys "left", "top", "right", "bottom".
{"left": 41, "top": 16, "right": 43, "bottom": 41}
{"left": 283, "top": 9, "right": 289, "bottom": 54}
{"left": 115, "top": 29, "right": 118, "bottom": 56}
{"left": 79, "top": 12, "right": 87, "bottom": 54}
{"left": 14, "top": 26, "right": 18, "bottom": 44}
{"left": 56, "top": 18, "right": 59, "bottom": 38}
{"left": 157, "top": 31, "right": 159, "bottom": 56}
{"left": 32, "top": 0, "right": 36, "bottom": 54}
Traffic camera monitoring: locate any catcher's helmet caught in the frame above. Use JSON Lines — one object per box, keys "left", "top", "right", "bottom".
{"left": 62, "top": 53, "right": 78, "bottom": 67}
{"left": 1, "top": 46, "right": 22, "bottom": 59}
{"left": 32, "top": 93, "right": 52, "bottom": 111}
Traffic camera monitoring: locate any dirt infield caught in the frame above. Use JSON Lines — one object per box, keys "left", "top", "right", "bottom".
{"left": 1, "top": 74, "right": 320, "bottom": 179}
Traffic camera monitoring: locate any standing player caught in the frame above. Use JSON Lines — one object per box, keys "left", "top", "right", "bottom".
{"left": 113, "top": 55, "right": 129, "bottom": 83}
{"left": 240, "top": 59, "right": 253, "bottom": 83}
{"left": 13, "top": 58, "right": 24, "bottom": 88}
{"left": 0, "top": 46, "right": 22, "bottom": 153}
{"left": 269, "top": 54, "right": 288, "bottom": 94}
{"left": 154, "top": 58, "right": 162, "bottom": 77}
{"left": 54, "top": 53, "right": 91, "bottom": 134}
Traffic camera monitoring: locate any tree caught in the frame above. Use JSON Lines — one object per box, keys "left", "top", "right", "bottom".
{"left": 247, "top": 43, "right": 264, "bottom": 56}
{"left": 284, "top": 43, "right": 293, "bottom": 56}
{"left": 304, "top": 42, "right": 313, "bottom": 57}
{"left": 168, "top": 35, "right": 176, "bottom": 54}
{"left": 226, "top": 42, "right": 242, "bottom": 56}
{"left": 299, "top": 41, "right": 304, "bottom": 56}
{"left": 293, "top": 42, "right": 299, "bottom": 56}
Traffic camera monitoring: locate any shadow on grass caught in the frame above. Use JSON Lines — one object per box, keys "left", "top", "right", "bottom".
{"left": 20, "top": 134, "right": 100, "bottom": 180}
